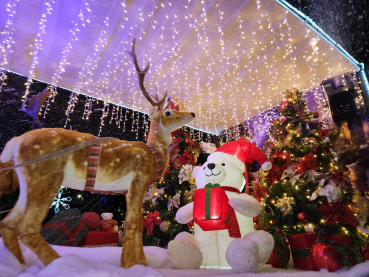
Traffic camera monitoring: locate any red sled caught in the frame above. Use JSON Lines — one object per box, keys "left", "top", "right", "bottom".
{"left": 193, "top": 185, "right": 231, "bottom": 231}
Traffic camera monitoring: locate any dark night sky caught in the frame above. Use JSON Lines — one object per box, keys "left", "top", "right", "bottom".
{"left": 286, "top": 0, "right": 369, "bottom": 76}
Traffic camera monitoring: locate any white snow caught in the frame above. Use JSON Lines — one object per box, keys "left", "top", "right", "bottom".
{"left": 0, "top": 238, "right": 368, "bottom": 277}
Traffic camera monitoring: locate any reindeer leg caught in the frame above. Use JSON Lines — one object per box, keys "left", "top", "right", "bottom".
{"left": 121, "top": 178, "right": 147, "bottom": 268}
{"left": 135, "top": 217, "right": 146, "bottom": 265}
{"left": 0, "top": 208, "right": 26, "bottom": 264}
{"left": 18, "top": 171, "right": 63, "bottom": 266}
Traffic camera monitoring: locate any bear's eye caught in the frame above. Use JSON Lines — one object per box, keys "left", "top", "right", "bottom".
{"left": 203, "top": 167, "right": 205, "bottom": 170}
{"left": 165, "top": 111, "right": 172, "bottom": 116}
{"left": 221, "top": 163, "right": 225, "bottom": 166}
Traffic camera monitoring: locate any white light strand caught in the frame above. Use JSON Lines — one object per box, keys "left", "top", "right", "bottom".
{"left": 0, "top": 0, "right": 17, "bottom": 91}
{"left": 23, "top": 0, "right": 54, "bottom": 102}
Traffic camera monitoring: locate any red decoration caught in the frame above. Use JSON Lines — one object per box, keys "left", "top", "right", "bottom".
{"left": 253, "top": 217, "right": 259, "bottom": 223}
{"left": 193, "top": 184, "right": 241, "bottom": 238}
{"left": 288, "top": 233, "right": 351, "bottom": 271}
{"left": 272, "top": 220, "right": 278, "bottom": 225}
{"left": 267, "top": 162, "right": 288, "bottom": 184}
{"left": 79, "top": 231, "right": 119, "bottom": 246}
{"left": 364, "top": 244, "right": 369, "bottom": 261}
{"left": 100, "top": 226, "right": 115, "bottom": 232}
{"left": 82, "top": 212, "right": 101, "bottom": 231}
{"left": 291, "top": 152, "right": 317, "bottom": 174}
{"left": 252, "top": 182, "right": 269, "bottom": 202}
{"left": 320, "top": 198, "right": 358, "bottom": 228}
{"left": 310, "top": 243, "right": 341, "bottom": 272}
{"left": 276, "top": 229, "right": 282, "bottom": 234}
{"left": 267, "top": 243, "right": 291, "bottom": 268}
{"left": 187, "top": 220, "right": 194, "bottom": 229}
{"left": 143, "top": 211, "right": 162, "bottom": 235}
{"left": 318, "top": 128, "right": 330, "bottom": 138}
{"left": 297, "top": 212, "right": 308, "bottom": 223}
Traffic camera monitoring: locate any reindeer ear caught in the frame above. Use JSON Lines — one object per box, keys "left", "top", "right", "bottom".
{"left": 149, "top": 107, "right": 160, "bottom": 120}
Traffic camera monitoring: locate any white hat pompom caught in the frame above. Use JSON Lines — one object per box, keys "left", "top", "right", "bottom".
{"left": 261, "top": 161, "right": 272, "bottom": 171}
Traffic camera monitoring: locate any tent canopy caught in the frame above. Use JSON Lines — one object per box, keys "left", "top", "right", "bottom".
{"left": 0, "top": 0, "right": 359, "bottom": 134}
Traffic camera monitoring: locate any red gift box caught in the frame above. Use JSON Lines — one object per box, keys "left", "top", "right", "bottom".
{"left": 193, "top": 184, "right": 231, "bottom": 231}
{"left": 79, "top": 231, "right": 119, "bottom": 247}
{"left": 288, "top": 233, "right": 351, "bottom": 270}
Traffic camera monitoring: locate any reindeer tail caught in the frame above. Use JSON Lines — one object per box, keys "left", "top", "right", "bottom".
{"left": 1, "top": 136, "right": 18, "bottom": 163}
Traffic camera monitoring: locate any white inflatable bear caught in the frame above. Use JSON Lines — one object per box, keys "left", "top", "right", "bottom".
{"left": 168, "top": 138, "right": 274, "bottom": 272}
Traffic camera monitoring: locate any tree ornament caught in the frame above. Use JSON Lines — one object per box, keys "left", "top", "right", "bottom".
{"left": 82, "top": 212, "right": 101, "bottom": 231}
{"left": 310, "top": 243, "right": 341, "bottom": 272}
{"left": 50, "top": 187, "right": 72, "bottom": 213}
{"left": 159, "top": 221, "right": 170, "bottom": 232}
{"left": 310, "top": 179, "right": 342, "bottom": 203}
{"left": 178, "top": 164, "right": 193, "bottom": 184}
{"left": 272, "top": 220, "right": 278, "bottom": 225}
{"left": 253, "top": 217, "right": 259, "bottom": 223}
{"left": 297, "top": 212, "right": 308, "bottom": 223}
{"left": 167, "top": 192, "right": 181, "bottom": 210}
{"left": 276, "top": 228, "right": 282, "bottom": 234}
{"left": 270, "top": 198, "right": 276, "bottom": 205}
{"left": 275, "top": 195, "right": 295, "bottom": 216}
{"left": 304, "top": 223, "right": 315, "bottom": 233}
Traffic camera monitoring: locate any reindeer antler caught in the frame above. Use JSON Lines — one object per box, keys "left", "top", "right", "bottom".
{"left": 126, "top": 39, "right": 167, "bottom": 109}
{"left": 19, "top": 88, "right": 52, "bottom": 127}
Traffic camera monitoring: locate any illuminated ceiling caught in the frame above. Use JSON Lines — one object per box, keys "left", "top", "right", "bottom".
{"left": 0, "top": 0, "right": 360, "bottom": 134}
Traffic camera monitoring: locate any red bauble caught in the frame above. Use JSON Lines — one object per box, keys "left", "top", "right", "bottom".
{"left": 272, "top": 220, "right": 278, "bottom": 225}
{"left": 297, "top": 212, "right": 308, "bottom": 223}
{"left": 310, "top": 243, "right": 341, "bottom": 272}
{"left": 253, "top": 217, "right": 259, "bottom": 223}
{"left": 276, "top": 228, "right": 282, "bottom": 234}
{"left": 82, "top": 212, "right": 101, "bottom": 231}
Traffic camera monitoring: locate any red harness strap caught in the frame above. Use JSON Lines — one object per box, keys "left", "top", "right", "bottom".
{"left": 147, "top": 144, "right": 164, "bottom": 186}
{"left": 84, "top": 139, "right": 128, "bottom": 195}
{"left": 84, "top": 142, "right": 164, "bottom": 195}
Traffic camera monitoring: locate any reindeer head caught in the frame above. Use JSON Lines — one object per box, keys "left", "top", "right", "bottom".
{"left": 127, "top": 39, "right": 195, "bottom": 132}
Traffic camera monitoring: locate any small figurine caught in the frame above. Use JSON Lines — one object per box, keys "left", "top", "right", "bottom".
{"left": 100, "top": 212, "right": 118, "bottom": 232}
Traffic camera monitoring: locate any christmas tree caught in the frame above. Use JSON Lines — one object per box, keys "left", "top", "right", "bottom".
{"left": 253, "top": 88, "right": 369, "bottom": 268}
{"left": 141, "top": 128, "right": 202, "bottom": 247}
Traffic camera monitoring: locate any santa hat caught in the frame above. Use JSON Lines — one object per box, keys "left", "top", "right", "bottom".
{"left": 209, "top": 137, "right": 272, "bottom": 173}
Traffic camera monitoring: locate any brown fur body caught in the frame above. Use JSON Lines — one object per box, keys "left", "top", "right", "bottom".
{"left": 0, "top": 158, "right": 19, "bottom": 199}
{"left": 0, "top": 106, "right": 194, "bottom": 268}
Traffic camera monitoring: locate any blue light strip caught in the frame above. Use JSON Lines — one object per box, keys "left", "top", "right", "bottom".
{"left": 276, "top": 0, "right": 369, "bottom": 95}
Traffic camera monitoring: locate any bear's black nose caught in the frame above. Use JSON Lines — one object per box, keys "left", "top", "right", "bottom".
{"left": 191, "top": 112, "right": 195, "bottom": 117}
{"left": 207, "top": 163, "right": 215, "bottom": 170}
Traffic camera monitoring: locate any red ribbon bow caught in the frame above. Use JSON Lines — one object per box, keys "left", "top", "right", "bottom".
{"left": 143, "top": 211, "right": 162, "bottom": 235}
{"left": 320, "top": 198, "right": 357, "bottom": 228}
{"left": 291, "top": 152, "right": 317, "bottom": 174}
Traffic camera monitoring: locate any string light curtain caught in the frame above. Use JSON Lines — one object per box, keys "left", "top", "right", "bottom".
{"left": 0, "top": 0, "right": 359, "bottom": 134}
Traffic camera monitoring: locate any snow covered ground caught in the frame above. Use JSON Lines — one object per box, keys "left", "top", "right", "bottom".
{"left": 0, "top": 238, "right": 368, "bottom": 277}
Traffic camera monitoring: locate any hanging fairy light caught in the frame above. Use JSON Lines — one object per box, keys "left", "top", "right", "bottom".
{"left": 23, "top": 0, "right": 54, "bottom": 102}
{"left": 0, "top": 0, "right": 17, "bottom": 91}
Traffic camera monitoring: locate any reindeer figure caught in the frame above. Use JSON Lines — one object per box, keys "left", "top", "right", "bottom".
{"left": 0, "top": 39, "right": 195, "bottom": 268}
